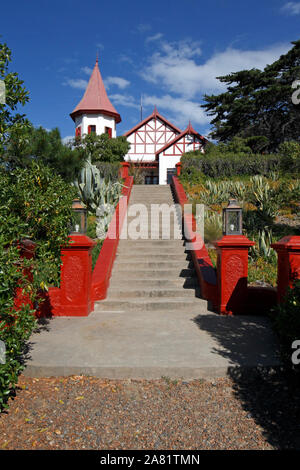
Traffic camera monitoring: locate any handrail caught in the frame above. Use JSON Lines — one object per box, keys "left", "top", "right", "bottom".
{"left": 92, "top": 175, "right": 134, "bottom": 301}
{"left": 171, "top": 176, "right": 217, "bottom": 306}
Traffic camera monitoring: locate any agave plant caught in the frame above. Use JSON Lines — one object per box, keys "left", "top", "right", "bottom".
{"left": 73, "top": 159, "right": 123, "bottom": 239}
{"left": 204, "top": 210, "right": 223, "bottom": 243}
{"left": 249, "top": 175, "right": 279, "bottom": 222}
{"left": 249, "top": 228, "right": 277, "bottom": 263}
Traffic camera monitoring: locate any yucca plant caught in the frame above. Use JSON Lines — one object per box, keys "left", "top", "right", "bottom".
{"left": 249, "top": 228, "right": 277, "bottom": 263}
{"left": 204, "top": 210, "right": 223, "bottom": 243}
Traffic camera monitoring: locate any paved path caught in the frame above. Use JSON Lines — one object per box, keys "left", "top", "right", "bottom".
{"left": 24, "top": 185, "right": 281, "bottom": 379}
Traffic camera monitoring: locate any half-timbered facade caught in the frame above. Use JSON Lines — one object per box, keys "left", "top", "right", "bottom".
{"left": 156, "top": 123, "right": 206, "bottom": 184}
{"left": 124, "top": 109, "right": 207, "bottom": 184}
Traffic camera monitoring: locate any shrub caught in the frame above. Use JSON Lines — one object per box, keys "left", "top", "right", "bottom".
{"left": 181, "top": 152, "right": 284, "bottom": 179}
{"left": 95, "top": 161, "right": 120, "bottom": 182}
{"left": 271, "top": 280, "right": 300, "bottom": 366}
{"left": 0, "top": 162, "right": 76, "bottom": 409}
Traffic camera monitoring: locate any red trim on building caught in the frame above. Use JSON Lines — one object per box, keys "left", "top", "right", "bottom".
{"left": 155, "top": 125, "right": 207, "bottom": 158}
{"left": 123, "top": 108, "right": 182, "bottom": 137}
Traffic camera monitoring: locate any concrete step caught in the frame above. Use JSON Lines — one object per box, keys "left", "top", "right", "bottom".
{"left": 108, "top": 278, "right": 199, "bottom": 289}
{"left": 94, "top": 298, "right": 203, "bottom": 312}
{"left": 109, "top": 268, "right": 196, "bottom": 279}
{"left": 107, "top": 288, "right": 199, "bottom": 299}
{"left": 118, "top": 239, "right": 185, "bottom": 247}
{"left": 116, "top": 247, "right": 189, "bottom": 255}
{"left": 115, "top": 253, "right": 189, "bottom": 262}
{"left": 113, "top": 260, "right": 193, "bottom": 269}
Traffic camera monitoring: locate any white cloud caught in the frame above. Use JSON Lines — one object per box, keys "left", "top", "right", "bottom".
{"left": 146, "top": 33, "right": 163, "bottom": 43}
{"left": 281, "top": 2, "right": 300, "bottom": 15}
{"left": 118, "top": 54, "right": 134, "bottom": 65}
{"left": 142, "top": 39, "right": 290, "bottom": 98}
{"left": 136, "top": 23, "right": 151, "bottom": 33}
{"left": 104, "top": 76, "right": 130, "bottom": 90}
{"left": 109, "top": 93, "right": 139, "bottom": 109}
{"left": 142, "top": 94, "right": 210, "bottom": 128}
{"left": 62, "top": 135, "right": 74, "bottom": 145}
{"left": 81, "top": 66, "right": 93, "bottom": 75}
{"left": 64, "top": 78, "right": 88, "bottom": 90}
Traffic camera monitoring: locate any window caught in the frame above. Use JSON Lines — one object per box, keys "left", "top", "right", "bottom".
{"left": 105, "top": 127, "right": 112, "bottom": 138}
{"left": 88, "top": 125, "right": 96, "bottom": 134}
{"left": 75, "top": 126, "right": 81, "bottom": 138}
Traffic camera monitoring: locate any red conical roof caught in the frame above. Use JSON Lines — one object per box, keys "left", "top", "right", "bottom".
{"left": 70, "top": 58, "right": 121, "bottom": 123}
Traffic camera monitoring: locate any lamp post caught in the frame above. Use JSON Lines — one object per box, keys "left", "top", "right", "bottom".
{"left": 71, "top": 199, "right": 87, "bottom": 235}
{"left": 222, "top": 199, "right": 243, "bottom": 236}
{"left": 46, "top": 199, "right": 95, "bottom": 317}
{"left": 214, "top": 200, "right": 255, "bottom": 315}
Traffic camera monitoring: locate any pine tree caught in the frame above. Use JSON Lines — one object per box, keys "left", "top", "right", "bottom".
{"left": 202, "top": 40, "right": 300, "bottom": 151}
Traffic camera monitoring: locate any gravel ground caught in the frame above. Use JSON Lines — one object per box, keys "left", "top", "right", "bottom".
{"left": 0, "top": 370, "right": 300, "bottom": 450}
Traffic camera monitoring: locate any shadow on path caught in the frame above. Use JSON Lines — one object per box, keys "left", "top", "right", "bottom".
{"left": 193, "top": 314, "right": 300, "bottom": 449}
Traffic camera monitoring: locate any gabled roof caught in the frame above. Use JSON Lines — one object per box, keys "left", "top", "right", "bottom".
{"left": 155, "top": 122, "right": 207, "bottom": 156}
{"left": 123, "top": 106, "right": 182, "bottom": 137}
{"left": 70, "top": 58, "right": 121, "bottom": 123}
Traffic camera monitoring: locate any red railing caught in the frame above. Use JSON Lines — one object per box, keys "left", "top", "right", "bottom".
{"left": 91, "top": 175, "right": 133, "bottom": 301}
{"left": 171, "top": 176, "right": 218, "bottom": 308}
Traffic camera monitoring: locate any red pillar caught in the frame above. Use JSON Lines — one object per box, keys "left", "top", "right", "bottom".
{"left": 48, "top": 234, "right": 95, "bottom": 316}
{"left": 271, "top": 236, "right": 300, "bottom": 302}
{"left": 120, "top": 161, "right": 130, "bottom": 179}
{"left": 175, "top": 162, "right": 182, "bottom": 176}
{"left": 214, "top": 235, "right": 255, "bottom": 315}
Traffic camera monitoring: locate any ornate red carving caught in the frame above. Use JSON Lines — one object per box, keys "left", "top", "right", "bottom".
{"left": 272, "top": 236, "right": 300, "bottom": 302}
{"left": 214, "top": 235, "right": 255, "bottom": 315}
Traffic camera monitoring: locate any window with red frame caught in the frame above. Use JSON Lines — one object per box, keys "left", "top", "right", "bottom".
{"left": 88, "top": 125, "right": 96, "bottom": 134}
{"left": 105, "top": 127, "right": 112, "bottom": 138}
{"left": 75, "top": 126, "right": 81, "bottom": 137}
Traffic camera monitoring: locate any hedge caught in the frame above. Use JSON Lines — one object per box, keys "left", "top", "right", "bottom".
{"left": 181, "top": 152, "right": 300, "bottom": 179}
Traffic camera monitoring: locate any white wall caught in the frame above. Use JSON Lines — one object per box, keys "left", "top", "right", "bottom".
{"left": 159, "top": 154, "right": 181, "bottom": 185}
{"left": 75, "top": 114, "right": 116, "bottom": 137}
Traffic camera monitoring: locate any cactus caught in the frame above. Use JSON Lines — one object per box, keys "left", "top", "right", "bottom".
{"left": 73, "top": 159, "right": 123, "bottom": 239}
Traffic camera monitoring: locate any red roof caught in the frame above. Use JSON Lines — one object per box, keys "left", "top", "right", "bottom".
{"left": 70, "top": 58, "right": 121, "bottom": 123}
{"left": 123, "top": 106, "right": 182, "bottom": 137}
{"left": 155, "top": 122, "right": 207, "bottom": 157}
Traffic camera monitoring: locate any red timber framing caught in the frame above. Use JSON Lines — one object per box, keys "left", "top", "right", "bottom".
{"left": 156, "top": 123, "right": 207, "bottom": 159}
{"left": 124, "top": 108, "right": 182, "bottom": 158}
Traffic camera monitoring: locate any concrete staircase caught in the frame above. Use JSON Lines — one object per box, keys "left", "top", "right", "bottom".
{"left": 95, "top": 185, "right": 203, "bottom": 313}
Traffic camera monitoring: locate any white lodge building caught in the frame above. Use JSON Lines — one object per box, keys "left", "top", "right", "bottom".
{"left": 70, "top": 59, "right": 207, "bottom": 185}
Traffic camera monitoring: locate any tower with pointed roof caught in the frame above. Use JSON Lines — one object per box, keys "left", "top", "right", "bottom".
{"left": 70, "top": 58, "right": 121, "bottom": 139}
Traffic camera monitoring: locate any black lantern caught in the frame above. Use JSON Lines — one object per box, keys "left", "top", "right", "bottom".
{"left": 70, "top": 199, "right": 87, "bottom": 234}
{"left": 222, "top": 199, "right": 242, "bottom": 235}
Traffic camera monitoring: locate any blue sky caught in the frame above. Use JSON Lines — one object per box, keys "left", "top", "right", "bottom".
{"left": 1, "top": 0, "right": 300, "bottom": 141}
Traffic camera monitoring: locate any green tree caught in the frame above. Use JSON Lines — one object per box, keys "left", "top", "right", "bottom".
{"left": 73, "top": 132, "right": 130, "bottom": 163}
{"left": 3, "top": 125, "right": 86, "bottom": 182}
{"left": 0, "top": 40, "right": 30, "bottom": 153}
{"left": 202, "top": 40, "right": 300, "bottom": 152}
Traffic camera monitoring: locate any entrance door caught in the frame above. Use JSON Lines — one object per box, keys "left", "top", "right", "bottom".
{"left": 145, "top": 171, "right": 158, "bottom": 184}
{"left": 167, "top": 168, "right": 176, "bottom": 184}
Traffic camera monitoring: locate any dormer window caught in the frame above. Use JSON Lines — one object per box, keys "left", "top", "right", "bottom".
{"left": 105, "top": 127, "right": 112, "bottom": 138}
{"left": 88, "top": 125, "right": 96, "bottom": 134}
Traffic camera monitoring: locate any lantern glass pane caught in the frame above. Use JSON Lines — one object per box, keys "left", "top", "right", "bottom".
{"left": 71, "top": 209, "right": 87, "bottom": 234}
{"left": 227, "top": 211, "right": 240, "bottom": 234}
